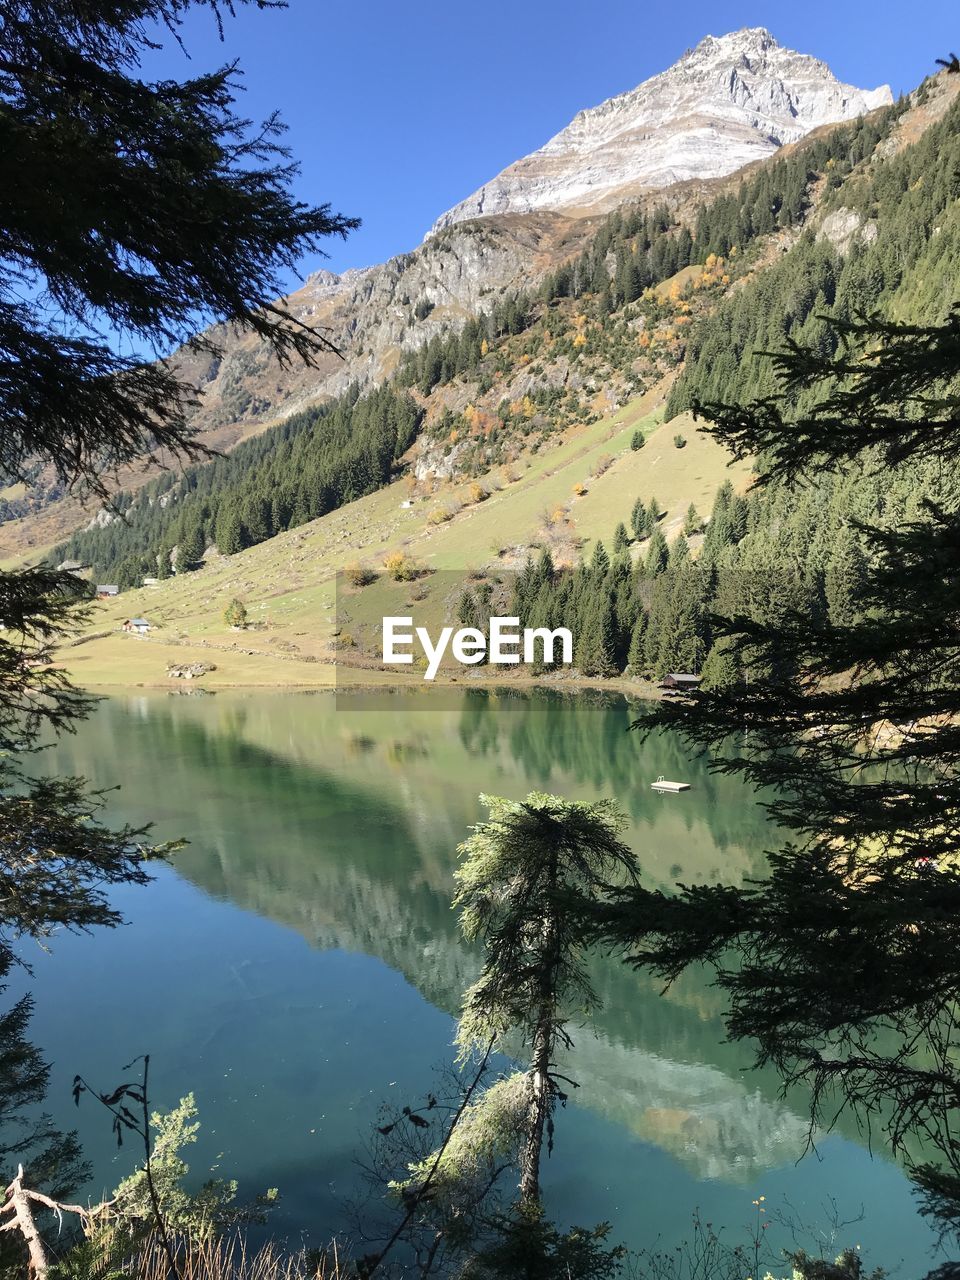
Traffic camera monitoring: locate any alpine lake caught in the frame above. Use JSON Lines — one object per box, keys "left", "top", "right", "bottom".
{"left": 13, "top": 688, "right": 943, "bottom": 1272}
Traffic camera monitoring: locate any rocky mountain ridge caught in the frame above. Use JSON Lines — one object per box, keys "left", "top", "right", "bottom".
{"left": 431, "top": 28, "right": 891, "bottom": 233}
{"left": 197, "top": 28, "right": 893, "bottom": 445}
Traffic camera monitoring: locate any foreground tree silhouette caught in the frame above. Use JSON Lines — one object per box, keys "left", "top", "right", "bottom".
{"left": 593, "top": 310, "right": 960, "bottom": 1272}
{"left": 0, "top": 1, "right": 354, "bottom": 1265}
{"left": 1, "top": 0, "right": 357, "bottom": 499}
{"left": 0, "top": 0, "right": 354, "bottom": 954}
{"left": 0, "top": 571, "right": 173, "bottom": 970}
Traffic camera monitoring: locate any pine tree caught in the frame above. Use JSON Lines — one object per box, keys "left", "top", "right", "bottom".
{"left": 613, "top": 523, "right": 630, "bottom": 554}
{"left": 525, "top": 588, "right": 555, "bottom": 674}
{"left": 512, "top": 557, "right": 537, "bottom": 626}
{"left": 589, "top": 540, "right": 610, "bottom": 577}
{"left": 642, "top": 577, "right": 669, "bottom": 671}
{"left": 575, "top": 597, "right": 618, "bottom": 678}
{"left": 700, "top": 637, "right": 739, "bottom": 690}
{"left": 597, "top": 310, "right": 960, "bottom": 1257}
{"left": 683, "top": 503, "right": 703, "bottom": 536}
{"left": 667, "top": 568, "right": 707, "bottom": 674}
{"left": 702, "top": 482, "right": 734, "bottom": 560}
{"left": 644, "top": 528, "right": 668, "bottom": 577}
{"left": 630, "top": 497, "right": 648, "bottom": 540}
{"left": 612, "top": 559, "right": 637, "bottom": 650}
{"left": 174, "top": 520, "right": 204, "bottom": 573}
{"left": 156, "top": 545, "right": 173, "bottom": 580}
{"left": 627, "top": 616, "right": 648, "bottom": 676}
{"left": 456, "top": 590, "right": 479, "bottom": 627}
{"left": 215, "top": 506, "right": 245, "bottom": 557}
{"left": 240, "top": 495, "right": 272, "bottom": 547}
{"left": 454, "top": 794, "right": 636, "bottom": 1208}
{"left": 668, "top": 534, "right": 690, "bottom": 568}
{"left": 534, "top": 547, "right": 555, "bottom": 588}
{"left": 729, "top": 493, "right": 749, "bottom": 542}
{"left": 1, "top": 0, "right": 356, "bottom": 503}
{"left": 825, "top": 526, "right": 867, "bottom": 625}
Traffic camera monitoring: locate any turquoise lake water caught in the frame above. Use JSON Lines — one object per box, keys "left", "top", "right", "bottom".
{"left": 12, "top": 689, "right": 942, "bottom": 1274}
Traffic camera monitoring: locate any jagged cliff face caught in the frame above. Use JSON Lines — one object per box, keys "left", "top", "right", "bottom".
{"left": 182, "top": 210, "right": 591, "bottom": 433}
{"left": 431, "top": 27, "right": 892, "bottom": 233}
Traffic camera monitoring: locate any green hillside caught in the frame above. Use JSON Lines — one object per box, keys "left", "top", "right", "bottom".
{"left": 51, "top": 74, "right": 960, "bottom": 691}
{"left": 56, "top": 386, "right": 749, "bottom": 687}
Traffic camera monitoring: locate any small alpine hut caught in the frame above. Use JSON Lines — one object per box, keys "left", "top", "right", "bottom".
{"left": 123, "top": 617, "right": 151, "bottom": 634}
{"left": 659, "top": 672, "right": 701, "bottom": 695}
{"left": 96, "top": 584, "right": 119, "bottom": 599}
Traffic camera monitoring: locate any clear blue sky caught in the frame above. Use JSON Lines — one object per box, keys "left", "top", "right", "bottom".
{"left": 145, "top": 1, "right": 957, "bottom": 282}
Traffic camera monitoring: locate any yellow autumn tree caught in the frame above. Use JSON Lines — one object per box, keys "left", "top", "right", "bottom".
{"left": 385, "top": 551, "right": 418, "bottom": 581}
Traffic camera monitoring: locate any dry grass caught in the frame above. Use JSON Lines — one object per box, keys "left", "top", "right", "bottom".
{"left": 121, "top": 1233, "right": 349, "bottom": 1280}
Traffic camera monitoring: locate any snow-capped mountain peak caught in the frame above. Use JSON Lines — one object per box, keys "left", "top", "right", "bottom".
{"left": 429, "top": 28, "right": 892, "bottom": 234}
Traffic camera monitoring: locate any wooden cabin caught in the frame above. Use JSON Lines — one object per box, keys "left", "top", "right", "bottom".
{"left": 659, "top": 673, "right": 701, "bottom": 691}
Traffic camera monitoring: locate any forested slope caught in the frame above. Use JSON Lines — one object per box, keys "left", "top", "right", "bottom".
{"left": 55, "top": 97, "right": 909, "bottom": 586}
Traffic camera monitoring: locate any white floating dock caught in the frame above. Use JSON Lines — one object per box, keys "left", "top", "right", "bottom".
{"left": 650, "top": 776, "right": 690, "bottom": 793}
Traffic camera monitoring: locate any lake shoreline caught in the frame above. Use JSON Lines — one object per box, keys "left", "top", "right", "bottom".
{"left": 71, "top": 664, "right": 667, "bottom": 701}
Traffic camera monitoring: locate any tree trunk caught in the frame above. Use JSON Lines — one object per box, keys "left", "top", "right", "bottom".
{"left": 519, "top": 850, "right": 561, "bottom": 1210}
{"left": 2, "top": 1167, "right": 51, "bottom": 1279}
{"left": 0, "top": 1164, "right": 102, "bottom": 1280}
{"left": 519, "top": 1014, "right": 552, "bottom": 1207}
